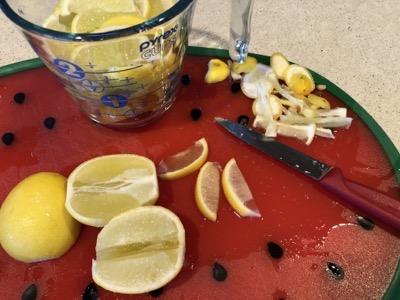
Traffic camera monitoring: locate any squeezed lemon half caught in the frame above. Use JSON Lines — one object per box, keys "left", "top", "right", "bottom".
{"left": 92, "top": 206, "right": 185, "bottom": 294}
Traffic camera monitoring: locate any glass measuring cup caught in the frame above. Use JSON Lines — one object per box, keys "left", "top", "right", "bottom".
{"left": 0, "top": 0, "right": 196, "bottom": 128}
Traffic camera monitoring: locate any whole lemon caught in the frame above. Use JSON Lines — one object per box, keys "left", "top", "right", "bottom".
{"left": 0, "top": 172, "right": 81, "bottom": 263}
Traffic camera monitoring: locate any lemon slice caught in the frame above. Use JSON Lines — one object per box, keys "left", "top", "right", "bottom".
{"left": 70, "top": 34, "right": 147, "bottom": 69}
{"left": 150, "top": 0, "right": 177, "bottom": 18}
{"left": 42, "top": 14, "right": 69, "bottom": 32}
{"left": 134, "top": 0, "right": 152, "bottom": 19}
{"left": 70, "top": 9, "right": 111, "bottom": 33}
{"left": 58, "top": 0, "right": 138, "bottom": 16}
{"left": 92, "top": 206, "right": 185, "bottom": 294}
{"left": 65, "top": 154, "right": 159, "bottom": 227}
{"left": 157, "top": 138, "right": 208, "bottom": 180}
{"left": 221, "top": 158, "right": 261, "bottom": 217}
{"left": 195, "top": 162, "right": 221, "bottom": 222}
{"left": 283, "top": 64, "right": 315, "bottom": 96}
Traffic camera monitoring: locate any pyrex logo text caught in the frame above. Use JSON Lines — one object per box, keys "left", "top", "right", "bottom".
{"left": 139, "top": 24, "right": 179, "bottom": 59}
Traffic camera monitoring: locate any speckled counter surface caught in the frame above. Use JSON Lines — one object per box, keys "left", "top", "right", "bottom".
{"left": 0, "top": 0, "right": 399, "bottom": 152}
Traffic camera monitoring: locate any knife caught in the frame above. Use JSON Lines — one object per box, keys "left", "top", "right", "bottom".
{"left": 215, "top": 117, "right": 400, "bottom": 232}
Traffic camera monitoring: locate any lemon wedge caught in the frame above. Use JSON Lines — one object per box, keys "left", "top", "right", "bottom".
{"left": 65, "top": 154, "right": 159, "bottom": 227}
{"left": 157, "top": 138, "right": 209, "bottom": 180}
{"left": 221, "top": 158, "right": 261, "bottom": 217}
{"left": 195, "top": 162, "right": 221, "bottom": 222}
{"left": 92, "top": 206, "right": 185, "bottom": 294}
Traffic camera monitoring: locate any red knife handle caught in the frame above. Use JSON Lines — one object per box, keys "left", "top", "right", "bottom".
{"left": 319, "top": 168, "right": 400, "bottom": 232}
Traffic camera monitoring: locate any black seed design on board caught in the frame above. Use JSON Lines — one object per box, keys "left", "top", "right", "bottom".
{"left": 190, "top": 108, "right": 202, "bottom": 121}
{"left": 181, "top": 74, "right": 191, "bottom": 86}
{"left": 2, "top": 132, "right": 15, "bottom": 145}
{"left": 213, "top": 262, "right": 228, "bottom": 281}
{"left": 356, "top": 216, "right": 374, "bottom": 230}
{"left": 231, "top": 82, "right": 241, "bottom": 93}
{"left": 43, "top": 117, "right": 56, "bottom": 129}
{"left": 14, "top": 92, "right": 26, "bottom": 104}
{"left": 21, "top": 283, "right": 37, "bottom": 300}
{"left": 237, "top": 115, "right": 250, "bottom": 126}
{"left": 267, "top": 242, "right": 284, "bottom": 259}
{"left": 149, "top": 287, "right": 164, "bottom": 297}
{"left": 326, "top": 262, "right": 345, "bottom": 280}
{"left": 82, "top": 282, "right": 98, "bottom": 300}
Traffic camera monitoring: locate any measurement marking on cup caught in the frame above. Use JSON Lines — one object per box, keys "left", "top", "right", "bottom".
{"left": 101, "top": 94, "right": 129, "bottom": 108}
{"left": 54, "top": 59, "right": 85, "bottom": 79}
{"left": 80, "top": 80, "right": 105, "bottom": 93}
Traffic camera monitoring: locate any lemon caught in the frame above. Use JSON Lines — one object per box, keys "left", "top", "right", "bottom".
{"left": 231, "top": 56, "right": 258, "bottom": 74}
{"left": 204, "top": 59, "right": 230, "bottom": 84}
{"left": 150, "top": 0, "right": 177, "bottom": 18}
{"left": 99, "top": 13, "right": 146, "bottom": 29}
{"left": 221, "top": 158, "right": 261, "bottom": 217}
{"left": 65, "top": 154, "right": 159, "bottom": 227}
{"left": 283, "top": 64, "right": 315, "bottom": 96}
{"left": 133, "top": 0, "right": 152, "bottom": 19}
{"left": 70, "top": 34, "right": 146, "bottom": 69}
{"left": 58, "top": 0, "right": 138, "bottom": 17}
{"left": 92, "top": 206, "right": 185, "bottom": 294}
{"left": 157, "top": 138, "right": 209, "bottom": 180}
{"left": 42, "top": 13, "right": 69, "bottom": 32}
{"left": 0, "top": 172, "right": 81, "bottom": 263}
{"left": 195, "top": 162, "right": 221, "bottom": 222}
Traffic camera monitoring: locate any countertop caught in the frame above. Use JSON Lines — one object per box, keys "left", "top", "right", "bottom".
{"left": 0, "top": 0, "right": 399, "bottom": 154}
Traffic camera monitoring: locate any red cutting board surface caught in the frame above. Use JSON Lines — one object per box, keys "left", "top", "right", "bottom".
{"left": 0, "top": 54, "right": 400, "bottom": 299}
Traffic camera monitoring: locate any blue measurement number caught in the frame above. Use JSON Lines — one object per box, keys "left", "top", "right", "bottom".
{"left": 101, "top": 94, "right": 128, "bottom": 108}
{"left": 54, "top": 59, "right": 85, "bottom": 79}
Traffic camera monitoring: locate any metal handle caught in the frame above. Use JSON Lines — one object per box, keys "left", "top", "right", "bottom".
{"left": 229, "top": 0, "right": 254, "bottom": 63}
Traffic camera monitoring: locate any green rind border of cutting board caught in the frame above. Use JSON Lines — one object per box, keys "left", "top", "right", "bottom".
{"left": 0, "top": 46, "right": 399, "bottom": 299}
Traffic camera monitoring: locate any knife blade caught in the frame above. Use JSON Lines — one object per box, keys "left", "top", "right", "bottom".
{"left": 215, "top": 117, "right": 400, "bottom": 232}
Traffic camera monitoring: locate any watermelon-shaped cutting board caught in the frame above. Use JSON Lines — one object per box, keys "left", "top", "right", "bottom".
{"left": 0, "top": 48, "right": 399, "bottom": 299}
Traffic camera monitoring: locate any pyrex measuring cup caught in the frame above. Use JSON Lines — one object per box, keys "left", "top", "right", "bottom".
{"left": 0, "top": 0, "right": 196, "bottom": 127}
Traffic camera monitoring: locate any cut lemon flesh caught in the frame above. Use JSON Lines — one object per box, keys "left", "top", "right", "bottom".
{"left": 92, "top": 206, "right": 185, "bottom": 294}
{"left": 66, "top": 154, "right": 159, "bottom": 227}
{"left": 157, "top": 138, "right": 208, "bottom": 180}
{"left": 221, "top": 158, "right": 261, "bottom": 217}
{"left": 195, "top": 162, "right": 221, "bottom": 222}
